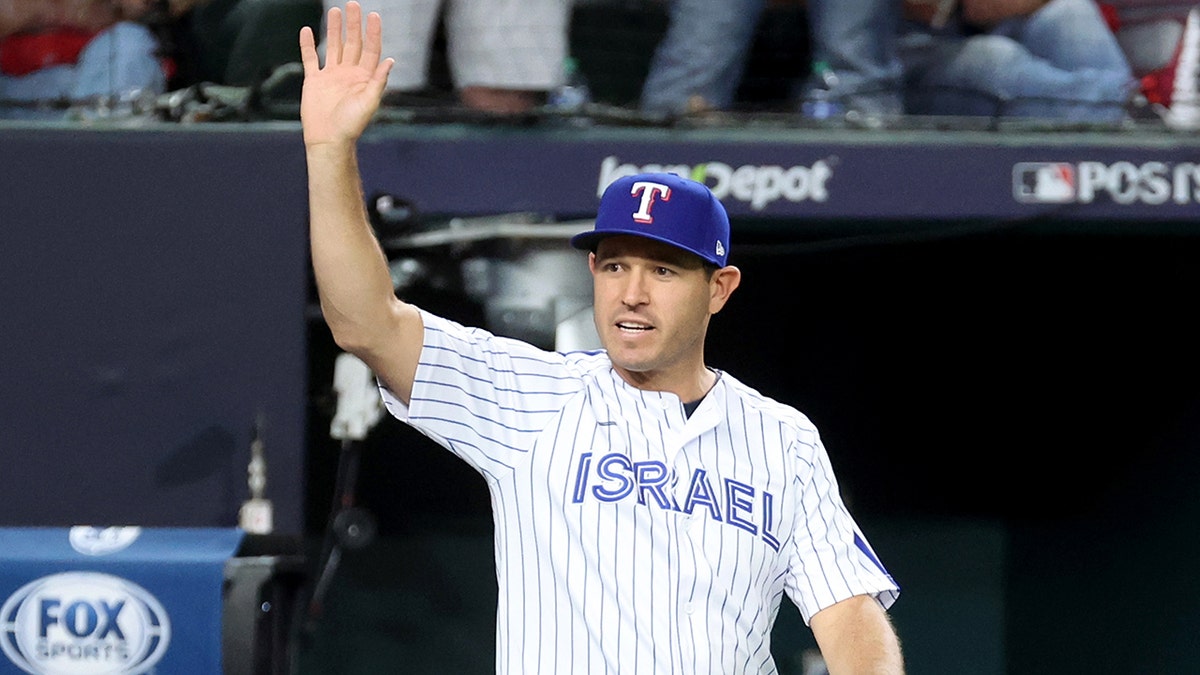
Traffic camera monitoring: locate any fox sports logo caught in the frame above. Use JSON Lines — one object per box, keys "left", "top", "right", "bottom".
{"left": 1, "top": 572, "right": 170, "bottom": 675}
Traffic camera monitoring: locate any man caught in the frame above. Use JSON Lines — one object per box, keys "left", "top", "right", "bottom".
{"left": 299, "top": 3, "right": 905, "bottom": 672}
{"left": 0, "top": 0, "right": 168, "bottom": 120}
{"left": 642, "top": 0, "right": 1138, "bottom": 127}
{"left": 319, "top": 0, "right": 569, "bottom": 114}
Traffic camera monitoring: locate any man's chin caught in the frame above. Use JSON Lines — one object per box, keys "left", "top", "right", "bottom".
{"left": 608, "top": 353, "right": 655, "bottom": 375}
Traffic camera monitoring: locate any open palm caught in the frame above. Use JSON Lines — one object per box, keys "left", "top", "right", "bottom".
{"left": 299, "top": 2, "right": 394, "bottom": 146}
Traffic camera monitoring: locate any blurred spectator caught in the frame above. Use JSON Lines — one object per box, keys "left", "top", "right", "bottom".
{"left": 143, "top": 0, "right": 217, "bottom": 91}
{"left": 798, "top": 0, "right": 905, "bottom": 119}
{"left": 638, "top": 0, "right": 767, "bottom": 115}
{"left": 165, "top": 0, "right": 322, "bottom": 90}
{"left": 321, "top": 0, "right": 571, "bottom": 114}
{"left": 0, "top": 0, "right": 173, "bottom": 119}
{"left": 638, "top": 0, "right": 903, "bottom": 117}
{"left": 1111, "top": 3, "right": 1200, "bottom": 129}
{"left": 641, "top": 0, "right": 1199, "bottom": 128}
{"left": 898, "top": 0, "right": 1138, "bottom": 124}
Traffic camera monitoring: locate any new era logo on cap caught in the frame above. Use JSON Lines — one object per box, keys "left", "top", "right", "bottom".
{"left": 571, "top": 172, "right": 731, "bottom": 267}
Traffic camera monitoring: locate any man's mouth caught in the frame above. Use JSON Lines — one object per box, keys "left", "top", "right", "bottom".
{"left": 616, "top": 322, "right": 653, "bottom": 332}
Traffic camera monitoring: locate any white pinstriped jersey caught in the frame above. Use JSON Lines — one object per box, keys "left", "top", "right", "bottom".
{"left": 380, "top": 311, "right": 900, "bottom": 674}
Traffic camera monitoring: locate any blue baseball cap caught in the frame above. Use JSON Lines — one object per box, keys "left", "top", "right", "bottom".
{"left": 571, "top": 172, "right": 730, "bottom": 267}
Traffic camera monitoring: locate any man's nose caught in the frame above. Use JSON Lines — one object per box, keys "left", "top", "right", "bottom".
{"left": 621, "top": 271, "right": 650, "bottom": 307}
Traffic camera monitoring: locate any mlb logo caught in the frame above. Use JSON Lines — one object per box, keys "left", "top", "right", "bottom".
{"left": 1013, "top": 162, "right": 1076, "bottom": 204}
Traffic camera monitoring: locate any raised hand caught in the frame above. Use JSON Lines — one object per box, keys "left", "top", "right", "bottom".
{"left": 299, "top": 1, "right": 394, "bottom": 146}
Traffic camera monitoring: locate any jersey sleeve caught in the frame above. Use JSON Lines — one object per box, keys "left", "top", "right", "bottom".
{"left": 782, "top": 428, "right": 901, "bottom": 624}
{"left": 379, "top": 310, "right": 586, "bottom": 480}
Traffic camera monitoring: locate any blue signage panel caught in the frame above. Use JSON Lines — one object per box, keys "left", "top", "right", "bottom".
{"left": 356, "top": 126, "right": 1200, "bottom": 223}
{"left": 0, "top": 527, "right": 244, "bottom": 675}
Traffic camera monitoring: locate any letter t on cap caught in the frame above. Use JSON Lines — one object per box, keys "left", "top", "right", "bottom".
{"left": 631, "top": 181, "right": 671, "bottom": 223}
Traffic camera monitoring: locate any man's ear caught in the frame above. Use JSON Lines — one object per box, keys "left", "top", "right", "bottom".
{"left": 709, "top": 265, "right": 741, "bottom": 314}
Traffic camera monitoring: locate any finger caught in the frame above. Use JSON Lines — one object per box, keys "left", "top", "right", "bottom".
{"left": 361, "top": 10, "right": 383, "bottom": 68}
{"left": 325, "top": 5, "right": 342, "bottom": 64}
{"left": 344, "top": 1, "right": 363, "bottom": 65}
{"left": 298, "top": 25, "right": 320, "bottom": 74}
{"left": 370, "top": 57, "right": 395, "bottom": 99}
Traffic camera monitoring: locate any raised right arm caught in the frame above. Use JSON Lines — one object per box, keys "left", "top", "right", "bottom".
{"left": 300, "top": 1, "right": 423, "bottom": 404}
